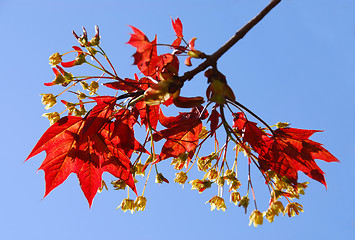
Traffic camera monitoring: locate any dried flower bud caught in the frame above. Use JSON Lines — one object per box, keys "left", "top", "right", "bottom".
{"left": 206, "top": 196, "right": 227, "bottom": 212}
{"left": 77, "top": 91, "right": 87, "bottom": 100}
{"left": 49, "top": 52, "right": 62, "bottom": 66}
{"left": 73, "top": 27, "right": 88, "bottom": 47}
{"left": 238, "top": 196, "right": 249, "bottom": 212}
{"left": 117, "top": 198, "right": 135, "bottom": 213}
{"left": 284, "top": 202, "right": 303, "bottom": 217}
{"left": 230, "top": 191, "right": 241, "bottom": 205}
{"left": 249, "top": 210, "right": 263, "bottom": 227}
{"left": 98, "top": 180, "right": 108, "bottom": 193}
{"left": 42, "top": 112, "right": 60, "bottom": 125}
{"left": 40, "top": 93, "right": 57, "bottom": 110}
{"left": 174, "top": 171, "right": 188, "bottom": 185}
{"left": 134, "top": 196, "right": 147, "bottom": 211}
{"left": 155, "top": 173, "right": 169, "bottom": 184}
{"left": 111, "top": 179, "right": 127, "bottom": 190}
{"left": 88, "top": 25, "right": 100, "bottom": 46}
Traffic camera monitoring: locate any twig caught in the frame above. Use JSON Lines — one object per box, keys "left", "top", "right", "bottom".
{"left": 178, "top": 0, "right": 281, "bottom": 82}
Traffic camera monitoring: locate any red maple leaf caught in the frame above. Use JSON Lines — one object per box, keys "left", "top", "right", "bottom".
{"left": 233, "top": 112, "right": 339, "bottom": 187}
{"left": 233, "top": 112, "right": 270, "bottom": 156}
{"left": 135, "top": 101, "right": 160, "bottom": 130}
{"left": 104, "top": 78, "right": 143, "bottom": 93}
{"left": 171, "top": 18, "right": 183, "bottom": 47}
{"left": 258, "top": 128, "right": 339, "bottom": 187}
{"left": 153, "top": 107, "right": 208, "bottom": 162}
{"left": 26, "top": 96, "right": 137, "bottom": 206}
{"left": 208, "top": 107, "right": 220, "bottom": 136}
{"left": 127, "top": 26, "right": 160, "bottom": 76}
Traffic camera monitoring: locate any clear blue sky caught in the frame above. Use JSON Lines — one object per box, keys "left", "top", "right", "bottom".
{"left": 1, "top": 0, "right": 354, "bottom": 239}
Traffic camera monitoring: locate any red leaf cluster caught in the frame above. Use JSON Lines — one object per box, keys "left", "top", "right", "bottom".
{"left": 233, "top": 112, "right": 339, "bottom": 187}
{"left": 153, "top": 107, "right": 208, "bottom": 162}
{"left": 127, "top": 26, "right": 179, "bottom": 78}
{"left": 26, "top": 96, "right": 141, "bottom": 206}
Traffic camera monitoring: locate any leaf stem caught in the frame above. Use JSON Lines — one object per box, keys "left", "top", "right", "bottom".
{"left": 228, "top": 100, "right": 275, "bottom": 135}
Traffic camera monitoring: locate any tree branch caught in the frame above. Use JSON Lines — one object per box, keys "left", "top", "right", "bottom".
{"left": 179, "top": 0, "right": 281, "bottom": 82}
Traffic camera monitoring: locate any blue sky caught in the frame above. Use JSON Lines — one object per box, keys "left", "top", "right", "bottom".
{"left": 1, "top": 0, "right": 354, "bottom": 239}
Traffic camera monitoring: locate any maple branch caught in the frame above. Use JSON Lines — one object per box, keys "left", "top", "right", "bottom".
{"left": 178, "top": 0, "right": 281, "bottom": 82}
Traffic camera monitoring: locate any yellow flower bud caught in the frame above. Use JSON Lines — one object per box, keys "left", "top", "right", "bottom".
{"left": 80, "top": 81, "right": 89, "bottom": 90}
{"left": 206, "top": 196, "right": 227, "bottom": 212}
{"left": 134, "top": 196, "right": 147, "bottom": 211}
{"left": 249, "top": 210, "right": 263, "bottom": 227}
{"left": 197, "top": 153, "right": 216, "bottom": 172}
{"left": 284, "top": 202, "right": 303, "bottom": 217}
{"left": 88, "top": 81, "right": 99, "bottom": 95}
{"left": 264, "top": 201, "right": 284, "bottom": 223}
{"left": 77, "top": 91, "right": 87, "bottom": 100}
{"left": 49, "top": 52, "right": 62, "bottom": 66}
{"left": 40, "top": 93, "right": 57, "bottom": 110}
{"left": 54, "top": 74, "right": 65, "bottom": 85}
{"left": 144, "top": 80, "right": 172, "bottom": 106}
{"left": 204, "top": 168, "right": 218, "bottom": 181}
{"left": 134, "top": 162, "right": 145, "bottom": 176}
{"left": 229, "top": 179, "right": 241, "bottom": 191}
{"left": 276, "top": 122, "right": 290, "bottom": 128}
{"left": 189, "top": 179, "right": 212, "bottom": 193}
{"left": 187, "top": 50, "right": 204, "bottom": 59}
{"left": 117, "top": 198, "right": 135, "bottom": 213}
{"left": 42, "top": 112, "right": 60, "bottom": 125}
{"left": 199, "top": 126, "right": 208, "bottom": 139}
{"left": 271, "top": 201, "right": 284, "bottom": 216}
{"left": 224, "top": 169, "right": 236, "bottom": 184}
{"left": 230, "top": 191, "right": 241, "bottom": 205}
{"left": 174, "top": 171, "right": 188, "bottom": 185}
{"left": 87, "top": 47, "right": 97, "bottom": 56}
{"left": 216, "top": 176, "right": 225, "bottom": 187}
{"left": 171, "top": 152, "right": 188, "bottom": 170}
